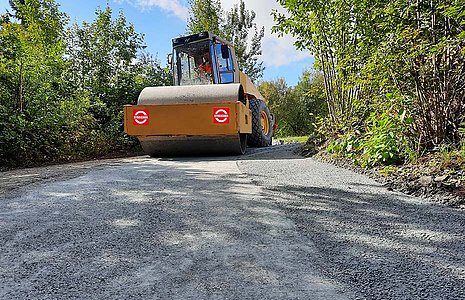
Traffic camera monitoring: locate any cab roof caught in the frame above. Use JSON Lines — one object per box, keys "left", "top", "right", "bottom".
{"left": 172, "top": 31, "right": 234, "bottom": 48}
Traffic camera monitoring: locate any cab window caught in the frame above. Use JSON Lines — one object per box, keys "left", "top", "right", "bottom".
{"left": 215, "top": 44, "right": 234, "bottom": 83}
{"left": 174, "top": 40, "right": 214, "bottom": 86}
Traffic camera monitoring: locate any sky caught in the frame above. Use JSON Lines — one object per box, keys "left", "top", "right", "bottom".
{"left": 0, "top": 0, "right": 314, "bottom": 86}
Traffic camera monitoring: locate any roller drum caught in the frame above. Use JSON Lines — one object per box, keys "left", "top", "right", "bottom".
{"left": 139, "top": 134, "right": 247, "bottom": 157}
{"left": 138, "top": 84, "right": 245, "bottom": 105}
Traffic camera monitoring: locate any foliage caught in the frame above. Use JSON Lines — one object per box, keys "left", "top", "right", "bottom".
{"left": 293, "top": 70, "right": 327, "bottom": 134}
{"left": 273, "top": 0, "right": 465, "bottom": 166}
{"left": 187, "top": 0, "right": 264, "bottom": 82}
{"left": 327, "top": 111, "right": 413, "bottom": 167}
{"left": 258, "top": 70, "right": 327, "bottom": 137}
{"left": 461, "top": 141, "right": 465, "bottom": 159}
{"left": 460, "top": 123, "right": 465, "bottom": 158}
{"left": 65, "top": 6, "right": 170, "bottom": 153}
{"left": 279, "top": 136, "right": 309, "bottom": 144}
{"left": 0, "top": 0, "right": 70, "bottom": 166}
{"left": 258, "top": 78, "right": 289, "bottom": 136}
{"left": 187, "top": 0, "right": 223, "bottom": 35}
{"left": 0, "top": 1, "right": 167, "bottom": 168}
{"left": 222, "top": 0, "right": 265, "bottom": 82}
{"left": 359, "top": 112, "right": 407, "bottom": 167}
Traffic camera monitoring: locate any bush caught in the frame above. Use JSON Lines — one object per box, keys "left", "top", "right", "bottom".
{"left": 326, "top": 111, "right": 414, "bottom": 167}
{"left": 359, "top": 112, "right": 406, "bottom": 167}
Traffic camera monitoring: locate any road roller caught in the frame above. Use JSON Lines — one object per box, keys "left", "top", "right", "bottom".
{"left": 124, "top": 32, "right": 274, "bottom": 156}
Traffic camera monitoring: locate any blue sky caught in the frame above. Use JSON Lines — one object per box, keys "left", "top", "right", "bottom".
{"left": 0, "top": 0, "right": 314, "bottom": 86}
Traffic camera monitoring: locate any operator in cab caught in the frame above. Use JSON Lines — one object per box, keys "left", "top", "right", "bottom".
{"left": 198, "top": 53, "right": 212, "bottom": 79}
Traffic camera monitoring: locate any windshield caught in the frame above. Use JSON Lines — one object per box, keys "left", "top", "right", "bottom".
{"left": 174, "top": 40, "right": 214, "bottom": 86}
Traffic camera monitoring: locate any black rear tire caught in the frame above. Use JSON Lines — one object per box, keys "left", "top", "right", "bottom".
{"left": 248, "top": 99, "right": 273, "bottom": 147}
{"left": 239, "top": 133, "right": 247, "bottom": 154}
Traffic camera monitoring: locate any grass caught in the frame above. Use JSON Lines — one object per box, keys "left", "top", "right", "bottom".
{"left": 277, "top": 136, "right": 309, "bottom": 144}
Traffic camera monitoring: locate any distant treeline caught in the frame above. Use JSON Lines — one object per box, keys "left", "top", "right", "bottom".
{"left": 0, "top": 0, "right": 170, "bottom": 169}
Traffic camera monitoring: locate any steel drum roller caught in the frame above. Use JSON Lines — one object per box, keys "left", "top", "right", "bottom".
{"left": 138, "top": 84, "right": 244, "bottom": 105}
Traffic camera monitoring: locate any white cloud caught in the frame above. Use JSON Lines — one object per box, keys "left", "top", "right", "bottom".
{"left": 133, "top": 0, "right": 189, "bottom": 21}
{"left": 220, "top": 0, "right": 312, "bottom": 67}
{"left": 127, "top": 0, "right": 311, "bottom": 67}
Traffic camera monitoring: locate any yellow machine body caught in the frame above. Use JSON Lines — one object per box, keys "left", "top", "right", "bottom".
{"left": 124, "top": 101, "right": 251, "bottom": 137}
{"left": 123, "top": 83, "right": 253, "bottom": 156}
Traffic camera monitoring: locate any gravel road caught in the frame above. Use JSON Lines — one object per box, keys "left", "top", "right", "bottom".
{"left": 1, "top": 144, "right": 464, "bottom": 299}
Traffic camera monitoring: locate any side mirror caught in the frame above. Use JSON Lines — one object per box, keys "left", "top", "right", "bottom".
{"left": 221, "top": 45, "right": 230, "bottom": 59}
{"left": 167, "top": 53, "right": 173, "bottom": 66}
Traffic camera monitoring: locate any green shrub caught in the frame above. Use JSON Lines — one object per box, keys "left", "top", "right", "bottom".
{"left": 359, "top": 112, "right": 406, "bottom": 167}
{"left": 325, "top": 110, "right": 414, "bottom": 167}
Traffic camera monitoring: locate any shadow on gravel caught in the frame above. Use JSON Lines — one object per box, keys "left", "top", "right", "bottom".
{"left": 0, "top": 158, "right": 347, "bottom": 299}
{"left": 157, "top": 144, "right": 304, "bottom": 162}
{"left": 265, "top": 184, "right": 465, "bottom": 300}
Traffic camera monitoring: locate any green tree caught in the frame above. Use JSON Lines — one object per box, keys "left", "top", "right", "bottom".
{"left": 0, "top": 2, "right": 169, "bottom": 168}
{"left": 65, "top": 6, "right": 170, "bottom": 154}
{"left": 258, "top": 71, "right": 326, "bottom": 137}
{"left": 186, "top": 0, "right": 223, "bottom": 35}
{"left": 378, "top": 0, "right": 465, "bottom": 147}
{"left": 293, "top": 70, "right": 327, "bottom": 134}
{"left": 1, "top": 0, "right": 66, "bottom": 112}
{"left": 222, "top": 0, "right": 265, "bottom": 82}
{"left": 66, "top": 7, "right": 144, "bottom": 109}
{"left": 0, "top": 0, "right": 71, "bottom": 165}
{"left": 258, "top": 78, "right": 294, "bottom": 136}
{"left": 273, "top": 0, "right": 465, "bottom": 163}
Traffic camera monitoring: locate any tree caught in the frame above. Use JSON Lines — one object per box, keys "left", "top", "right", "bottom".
{"left": 1, "top": 0, "right": 66, "bottom": 112}
{"left": 0, "top": 0, "right": 69, "bottom": 165}
{"left": 293, "top": 70, "right": 327, "bottom": 134}
{"left": 186, "top": 0, "right": 265, "bottom": 82}
{"left": 66, "top": 7, "right": 145, "bottom": 109}
{"left": 258, "top": 70, "right": 326, "bottom": 137}
{"left": 273, "top": 0, "right": 465, "bottom": 155}
{"left": 222, "top": 0, "right": 265, "bottom": 82}
{"left": 65, "top": 7, "right": 169, "bottom": 117}
{"left": 379, "top": 0, "right": 465, "bottom": 147}
{"left": 186, "top": 0, "right": 223, "bottom": 35}
{"left": 0, "top": 2, "right": 169, "bottom": 168}
{"left": 65, "top": 6, "right": 170, "bottom": 153}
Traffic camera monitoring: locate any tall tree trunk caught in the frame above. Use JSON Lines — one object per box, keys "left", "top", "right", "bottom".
{"left": 18, "top": 58, "right": 24, "bottom": 113}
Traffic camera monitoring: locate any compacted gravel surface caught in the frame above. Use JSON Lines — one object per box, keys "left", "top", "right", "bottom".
{"left": 1, "top": 144, "right": 464, "bottom": 299}
{"left": 238, "top": 147, "right": 465, "bottom": 299}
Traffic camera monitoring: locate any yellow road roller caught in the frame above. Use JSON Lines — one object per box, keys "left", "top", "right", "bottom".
{"left": 124, "top": 32, "right": 275, "bottom": 156}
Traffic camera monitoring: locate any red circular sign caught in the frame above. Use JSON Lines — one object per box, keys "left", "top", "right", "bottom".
{"left": 213, "top": 108, "right": 230, "bottom": 124}
{"left": 133, "top": 110, "right": 149, "bottom": 125}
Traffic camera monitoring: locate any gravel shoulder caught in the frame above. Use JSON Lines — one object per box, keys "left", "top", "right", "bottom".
{"left": 303, "top": 148, "right": 465, "bottom": 208}
{"left": 0, "top": 158, "right": 135, "bottom": 197}
{"left": 238, "top": 146, "right": 465, "bottom": 300}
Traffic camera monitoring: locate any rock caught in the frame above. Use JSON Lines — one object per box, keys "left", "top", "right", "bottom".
{"left": 434, "top": 175, "right": 448, "bottom": 182}
{"left": 419, "top": 176, "right": 433, "bottom": 187}
{"left": 272, "top": 139, "right": 284, "bottom": 145}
